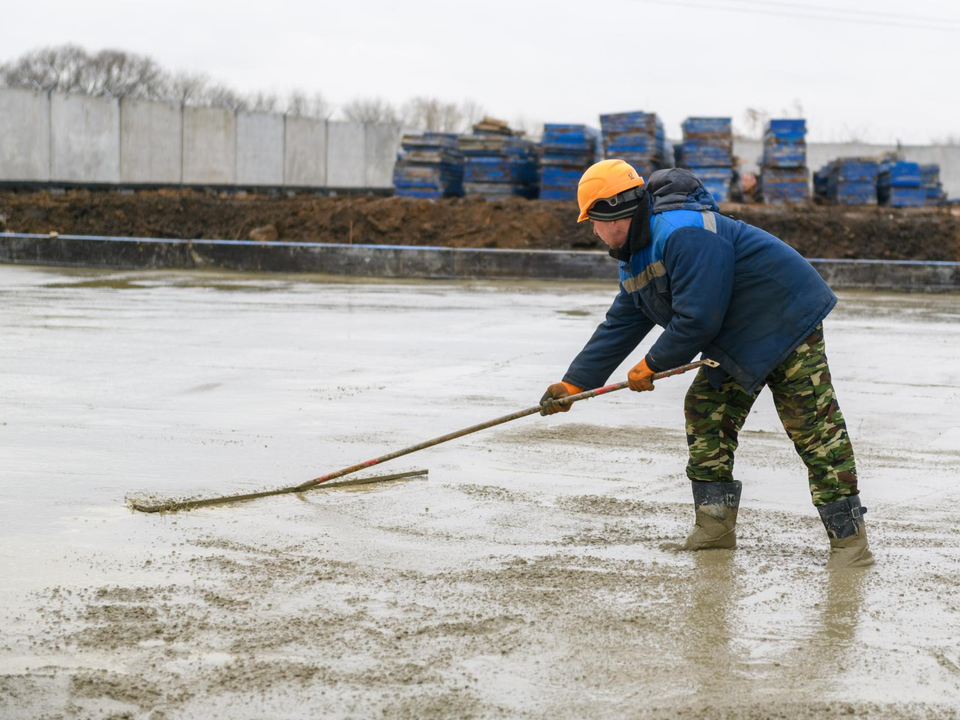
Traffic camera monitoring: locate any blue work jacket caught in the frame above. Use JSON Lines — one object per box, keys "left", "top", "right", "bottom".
{"left": 563, "top": 169, "right": 837, "bottom": 394}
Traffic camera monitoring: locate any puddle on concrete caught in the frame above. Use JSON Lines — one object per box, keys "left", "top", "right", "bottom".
{"left": 43, "top": 278, "right": 147, "bottom": 290}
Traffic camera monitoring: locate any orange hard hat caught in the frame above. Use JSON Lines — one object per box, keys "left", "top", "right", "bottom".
{"left": 576, "top": 159, "right": 645, "bottom": 223}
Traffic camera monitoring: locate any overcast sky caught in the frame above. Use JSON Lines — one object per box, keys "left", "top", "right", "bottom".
{"left": 5, "top": 0, "right": 958, "bottom": 144}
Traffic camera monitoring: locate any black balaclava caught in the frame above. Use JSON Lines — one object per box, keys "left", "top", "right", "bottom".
{"left": 605, "top": 188, "right": 651, "bottom": 262}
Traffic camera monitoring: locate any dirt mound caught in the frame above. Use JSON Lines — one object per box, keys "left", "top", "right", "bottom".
{"left": 1, "top": 188, "right": 958, "bottom": 261}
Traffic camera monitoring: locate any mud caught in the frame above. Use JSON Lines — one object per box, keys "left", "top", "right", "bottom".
{"left": 2, "top": 188, "right": 959, "bottom": 260}
{"left": 2, "top": 266, "right": 960, "bottom": 718}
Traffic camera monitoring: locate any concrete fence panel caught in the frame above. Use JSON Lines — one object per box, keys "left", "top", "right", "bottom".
{"left": 0, "top": 88, "right": 51, "bottom": 182}
{"left": 51, "top": 93, "right": 120, "bottom": 183}
{"left": 283, "top": 116, "right": 327, "bottom": 187}
{"left": 364, "top": 123, "right": 401, "bottom": 188}
{"left": 182, "top": 106, "right": 236, "bottom": 185}
{"left": 237, "top": 112, "right": 284, "bottom": 186}
{"left": 326, "top": 122, "right": 366, "bottom": 188}
{"left": 120, "top": 98, "right": 182, "bottom": 184}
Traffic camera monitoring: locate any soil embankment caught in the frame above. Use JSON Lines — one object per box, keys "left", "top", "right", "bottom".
{"left": 1, "top": 188, "right": 959, "bottom": 261}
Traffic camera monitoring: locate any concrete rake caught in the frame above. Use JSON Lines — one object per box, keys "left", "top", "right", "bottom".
{"left": 130, "top": 359, "right": 715, "bottom": 514}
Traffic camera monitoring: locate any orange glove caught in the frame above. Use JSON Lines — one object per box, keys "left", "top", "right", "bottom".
{"left": 627, "top": 358, "right": 656, "bottom": 392}
{"left": 540, "top": 381, "right": 583, "bottom": 415}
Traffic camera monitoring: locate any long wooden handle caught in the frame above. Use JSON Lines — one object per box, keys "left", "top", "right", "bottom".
{"left": 295, "top": 359, "right": 715, "bottom": 491}
{"left": 542, "top": 359, "right": 716, "bottom": 414}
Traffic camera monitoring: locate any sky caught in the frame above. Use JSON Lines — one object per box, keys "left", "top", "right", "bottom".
{"left": 4, "top": 0, "right": 959, "bottom": 144}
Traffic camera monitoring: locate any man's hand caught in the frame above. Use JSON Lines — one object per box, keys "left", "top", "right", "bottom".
{"left": 540, "top": 382, "right": 583, "bottom": 415}
{"left": 627, "top": 358, "right": 656, "bottom": 392}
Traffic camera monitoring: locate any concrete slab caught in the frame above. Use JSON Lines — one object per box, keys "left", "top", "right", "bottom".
{"left": 0, "top": 266, "right": 959, "bottom": 717}
{"left": 283, "top": 116, "right": 327, "bottom": 187}
{"left": 50, "top": 92, "right": 120, "bottom": 183}
{"left": 0, "top": 88, "right": 50, "bottom": 182}
{"left": 119, "top": 98, "right": 182, "bottom": 184}
{"left": 364, "top": 122, "right": 401, "bottom": 188}
{"left": 326, "top": 121, "right": 366, "bottom": 187}
{"left": 236, "top": 111, "right": 284, "bottom": 186}
{"left": 182, "top": 106, "right": 236, "bottom": 185}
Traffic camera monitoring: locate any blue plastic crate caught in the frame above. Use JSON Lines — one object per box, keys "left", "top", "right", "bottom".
{"left": 832, "top": 182, "right": 877, "bottom": 205}
{"left": 879, "top": 186, "right": 926, "bottom": 207}
{"left": 682, "top": 117, "right": 732, "bottom": 137}
{"left": 676, "top": 143, "right": 733, "bottom": 167}
{"left": 600, "top": 110, "right": 668, "bottom": 171}
{"left": 833, "top": 159, "right": 878, "bottom": 182}
{"left": 464, "top": 157, "right": 538, "bottom": 185}
{"left": 760, "top": 167, "right": 810, "bottom": 204}
{"left": 541, "top": 166, "right": 586, "bottom": 187}
{"left": 599, "top": 111, "right": 659, "bottom": 134}
{"left": 762, "top": 139, "right": 806, "bottom": 168}
{"left": 765, "top": 119, "right": 806, "bottom": 140}
{"left": 761, "top": 119, "right": 808, "bottom": 189}
{"left": 878, "top": 161, "right": 921, "bottom": 187}
{"left": 541, "top": 124, "right": 599, "bottom": 155}
{"left": 539, "top": 188, "right": 578, "bottom": 201}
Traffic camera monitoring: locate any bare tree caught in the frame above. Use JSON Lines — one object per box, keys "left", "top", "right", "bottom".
{"left": 737, "top": 107, "right": 771, "bottom": 140}
{"left": 341, "top": 97, "right": 399, "bottom": 123}
{"left": 242, "top": 91, "right": 280, "bottom": 113}
{"left": 511, "top": 116, "right": 544, "bottom": 141}
{"left": 782, "top": 98, "right": 804, "bottom": 118}
{"left": 0, "top": 44, "right": 89, "bottom": 92}
{"left": 164, "top": 70, "right": 210, "bottom": 104}
{"left": 401, "top": 96, "right": 463, "bottom": 132}
{"left": 88, "top": 49, "right": 167, "bottom": 98}
{"left": 458, "top": 99, "right": 486, "bottom": 132}
{"left": 1, "top": 44, "right": 405, "bottom": 126}
{"left": 0, "top": 45, "right": 171, "bottom": 99}
{"left": 181, "top": 75, "right": 246, "bottom": 110}
{"left": 0, "top": 44, "right": 283, "bottom": 112}
{"left": 286, "top": 89, "right": 334, "bottom": 119}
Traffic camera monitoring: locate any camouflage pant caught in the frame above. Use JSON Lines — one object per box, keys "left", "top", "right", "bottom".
{"left": 684, "top": 325, "right": 858, "bottom": 506}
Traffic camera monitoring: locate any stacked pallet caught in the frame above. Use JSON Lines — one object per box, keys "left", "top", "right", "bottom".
{"left": 538, "top": 124, "right": 598, "bottom": 201}
{"left": 878, "top": 160, "right": 924, "bottom": 207}
{"left": 675, "top": 117, "right": 733, "bottom": 202}
{"left": 759, "top": 119, "right": 810, "bottom": 204}
{"left": 920, "top": 164, "right": 946, "bottom": 205}
{"left": 599, "top": 111, "right": 668, "bottom": 180}
{"left": 392, "top": 133, "right": 464, "bottom": 199}
{"left": 459, "top": 118, "right": 538, "bottom": 200}
{"left": 816, "top": 158, "right": 879, "bottom": 205}
{"left": 472, "top": 117, "right": 514, "bottom": 136}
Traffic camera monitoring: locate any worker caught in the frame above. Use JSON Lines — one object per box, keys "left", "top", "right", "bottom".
{"left": 541, "top": 160, "right": 873, "bottom": 569}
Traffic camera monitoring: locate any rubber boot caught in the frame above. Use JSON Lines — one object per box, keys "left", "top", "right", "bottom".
{"left": 663, "top": 480, "right": 742, "bottom": 551}
{"left": 818, "top": 495, "right": 875, "bottom": 569}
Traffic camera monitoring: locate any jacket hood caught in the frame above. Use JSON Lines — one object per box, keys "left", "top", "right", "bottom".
{"left": 646, "top": 168, "right": 720, "bottom": 213}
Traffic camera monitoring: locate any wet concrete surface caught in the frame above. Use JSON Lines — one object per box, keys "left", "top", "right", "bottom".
{"left": 2, "top": 265, "right": 960, "bottom": 719}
